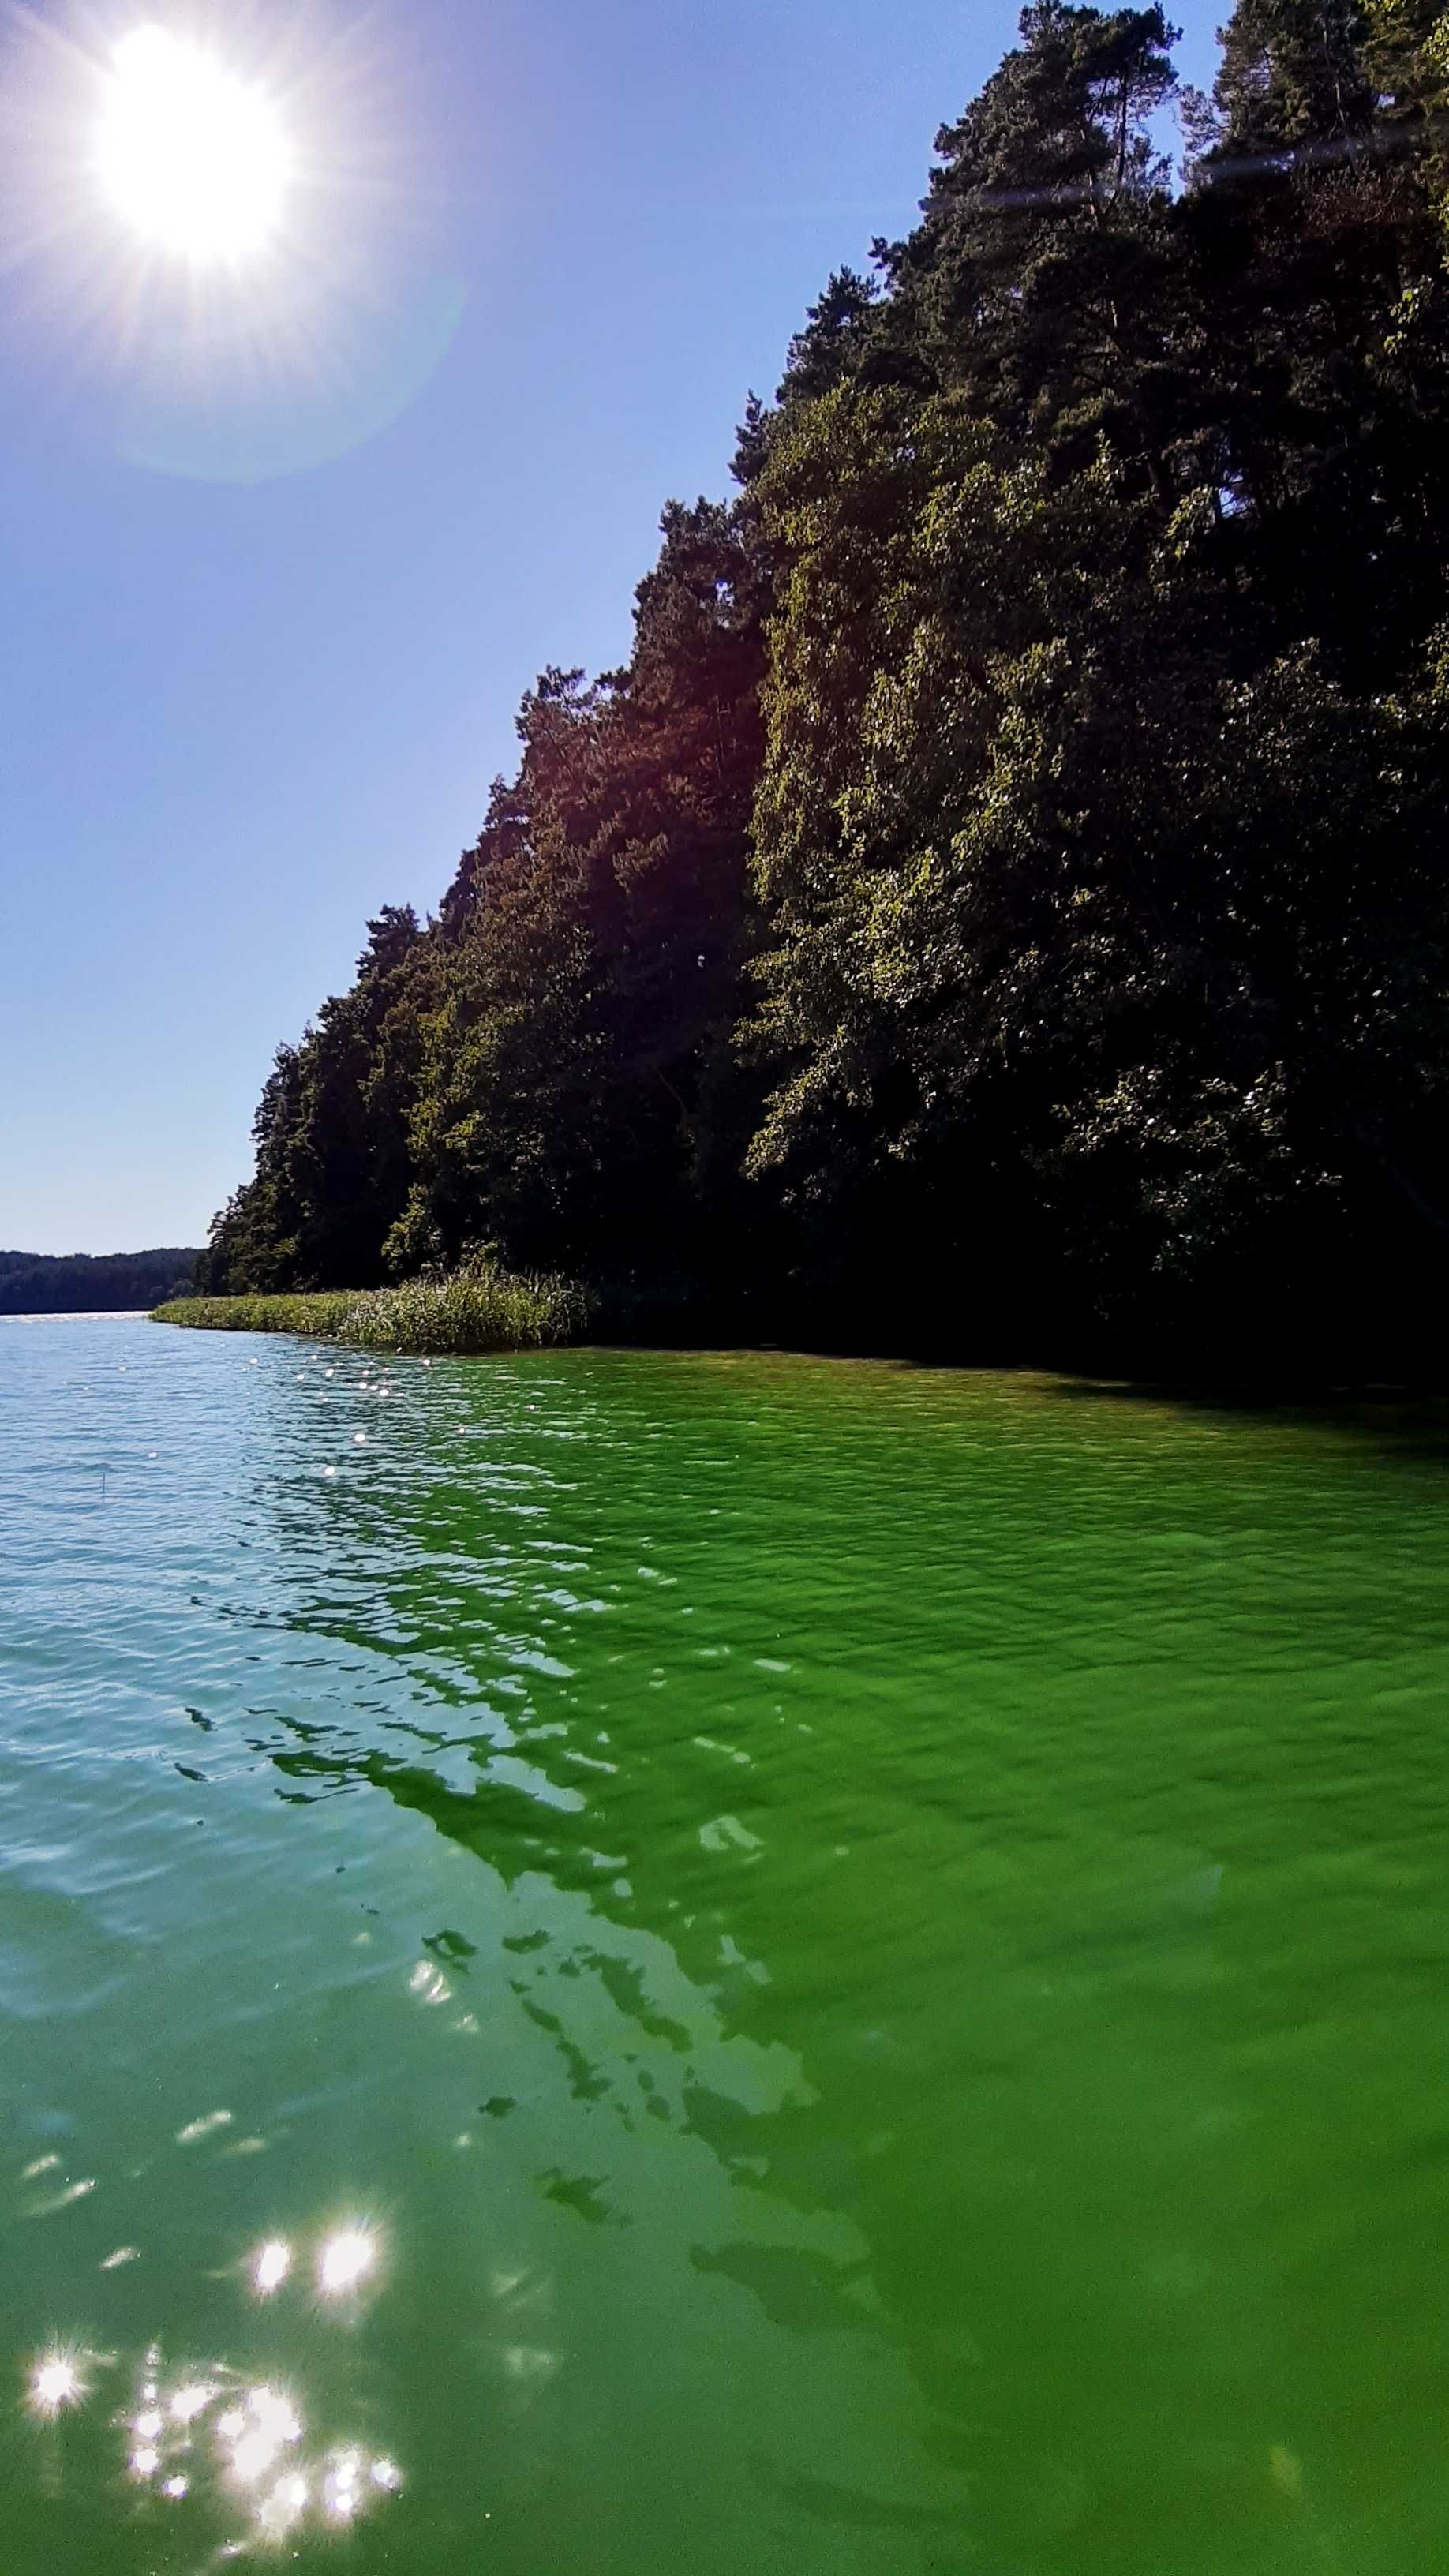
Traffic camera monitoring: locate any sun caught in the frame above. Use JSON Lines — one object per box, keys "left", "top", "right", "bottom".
{"left": 95, "top": 25, "right": 293, "bottom": 265}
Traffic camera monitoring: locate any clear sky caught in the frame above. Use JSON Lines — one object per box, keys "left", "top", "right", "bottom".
{"left": 0, "top": 0, "right": 1222, "bottom": 1256}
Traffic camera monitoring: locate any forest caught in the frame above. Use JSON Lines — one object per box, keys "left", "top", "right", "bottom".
{"left": 0, "top": 1248, "right": 200, "bottom": 1314}
{"left": 198, "top": 0, "right": 1449, "bottom": 1373}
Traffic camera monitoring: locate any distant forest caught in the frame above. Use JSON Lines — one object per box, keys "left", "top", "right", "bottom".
{"left": 0, "top": 1249, "right": 200, "bottom": 1314}
{"left": 200, "top": 0, "right": 1449, "bottom": 1372}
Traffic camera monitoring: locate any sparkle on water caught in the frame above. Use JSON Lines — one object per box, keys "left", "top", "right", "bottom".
{"left": 73, "top": 2346, "right": 405, "bottom": 2544}
{"left": 29, "top": 2355, "right": 83, "bottom": 2416}
{"left": 5, "top": 1314, "right": 1449, "bottom": 2574}
{"left": 252, "top": 2238, "right": 291, "bottom": 2297}
{"left": 316, "top": 2228, "right": 377, "bottom": 2297}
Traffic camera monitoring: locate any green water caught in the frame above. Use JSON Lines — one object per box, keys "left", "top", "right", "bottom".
{"left": 3, "top": 1317, "right": 1448, "bottom": 2574}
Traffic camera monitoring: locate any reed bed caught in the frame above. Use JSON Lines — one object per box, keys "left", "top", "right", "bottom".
{"left": 153, "top": 1267, "right": 587, "bottom": 1354}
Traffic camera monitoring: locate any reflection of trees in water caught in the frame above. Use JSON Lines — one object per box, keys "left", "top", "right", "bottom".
{"left": 238, "top": 1368, "right": 1282, "bottom": 2564}
{"left": 234, "top": 1430, "right": 980, "bottom": 2555}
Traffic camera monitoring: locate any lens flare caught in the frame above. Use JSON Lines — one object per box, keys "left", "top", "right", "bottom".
{"left": 95, "top": 25, "right": 292, "bottom": 264}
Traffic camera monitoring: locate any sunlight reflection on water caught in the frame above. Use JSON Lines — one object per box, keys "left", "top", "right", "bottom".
{"left": 22, "top": 2211, "right": 403, "bottom": 2555}
{"left": 12, "top": 1321, "right": 1449, "bottom": 2575}
{"left": 25, "top": 2326, "right": 403, "bottom": 2553}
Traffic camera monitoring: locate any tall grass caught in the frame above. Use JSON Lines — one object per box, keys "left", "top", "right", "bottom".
{"left": 155, "top": 1292, "right": 360, "bottom": 1339}
{"left": 152, "top": 1266, "right": 588, "bottom": 1355}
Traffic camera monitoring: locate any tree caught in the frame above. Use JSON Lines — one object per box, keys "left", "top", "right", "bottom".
{"left": 874, "top": 5, "right": 1181, "bottom": 476}
{"left": 200, "top": 909, "right": 434, "bottom": 1292}
{"left": 200, "top": 0, "right": 1449, "bottom": 1372}
{"left": 1207, "top": 0, "right": 1376, "bottom": 155}
{"left": 391, "top": 503, "right": 769, "bottom": 1319}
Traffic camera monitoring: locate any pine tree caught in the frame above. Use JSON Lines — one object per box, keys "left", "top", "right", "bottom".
{"left": 1208, "top": 0, "right": 1376, "bottom": 155}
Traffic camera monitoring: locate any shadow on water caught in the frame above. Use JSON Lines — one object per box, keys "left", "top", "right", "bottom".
{"left": 11, "top": 1329, "right": 1449, "bottom": 2574}
{"left": 1043, "top": 1370, "right": 1449, "bottom": 1466}
{"left": 212, "top": 1347, "right": 1449, "bottom": 2573}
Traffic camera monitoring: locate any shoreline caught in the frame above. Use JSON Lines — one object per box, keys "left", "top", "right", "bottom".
{"left": 149, "top": 1294, "right": 1449, "bottom": 1409}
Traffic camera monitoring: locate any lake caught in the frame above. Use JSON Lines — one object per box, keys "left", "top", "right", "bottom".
{"left": 2, "top": 1314, "right": 1448, "bottom": 2574}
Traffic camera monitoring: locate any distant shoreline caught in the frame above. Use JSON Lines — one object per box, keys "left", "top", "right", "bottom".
{"left": 0, "top": 1247, "right": 199, "bottom": 1317}
{"left": 0, "top": 1305, "right": 156, "bottom": 1320}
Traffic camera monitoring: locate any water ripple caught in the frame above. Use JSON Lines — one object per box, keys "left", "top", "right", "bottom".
{"left": 4, "top": 1318, "right": 1449, "bottom": 2574}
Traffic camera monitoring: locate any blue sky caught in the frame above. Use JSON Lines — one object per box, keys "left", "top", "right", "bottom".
{"left": 0, "top": 0, "right": 1222, "bottom": 1255}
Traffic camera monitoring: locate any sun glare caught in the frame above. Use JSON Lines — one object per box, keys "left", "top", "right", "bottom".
{"left": 95, "top": 25, "right": 292, "bottom": 264}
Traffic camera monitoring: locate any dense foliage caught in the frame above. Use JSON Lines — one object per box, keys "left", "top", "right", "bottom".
{"left": 0, "top": 1247, "right": 199, "bottom": 1314}
{"left": 201, "top": 0, "right": 1449, "bottom": 1372}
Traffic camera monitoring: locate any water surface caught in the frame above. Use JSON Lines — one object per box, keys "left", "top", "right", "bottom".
{"left": 3, "top": 1316, "right": 1448, "bottom": 2573}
